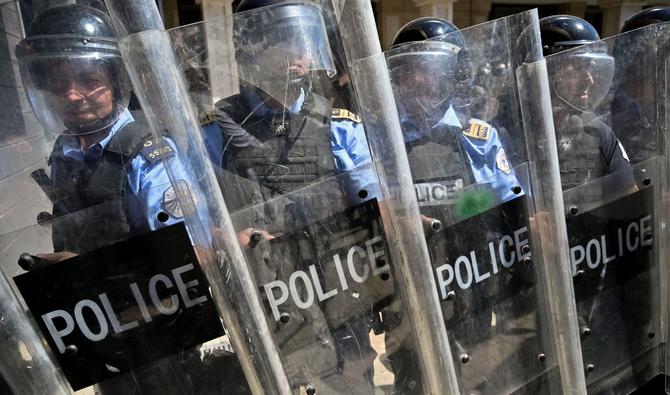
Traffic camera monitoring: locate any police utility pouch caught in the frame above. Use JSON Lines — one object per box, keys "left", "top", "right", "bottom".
{"left": 14, "top": 223, "right": 224, "bottom": 390}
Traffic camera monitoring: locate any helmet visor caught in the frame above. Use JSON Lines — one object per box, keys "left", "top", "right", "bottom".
{"left": 386, "top": 41, "right": 460, "bottom": 116}
{"left": 18, "top": 35, "right": 129, "bottom": 135}
{"left": 548, "top": 49, "right": 614, "bottom": 111}
{"left": 234, "top": 2, "right": 335, "bottom": 104}
{"left": 19, "top": 53, "right": 129, "bottom": 135}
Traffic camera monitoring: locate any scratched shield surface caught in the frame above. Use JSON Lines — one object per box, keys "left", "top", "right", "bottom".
{"left": 168, "top": 3, "right": 427, "bottom": 393}
{"left": 543, "top": 22, "right": 669, "bottom": 393}
{"left": 351, "top": 9, "right": 577, "bottom": 394}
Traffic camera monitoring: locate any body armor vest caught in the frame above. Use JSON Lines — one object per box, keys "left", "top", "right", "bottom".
{"left": 213, "top": 91, "right": 338, "bottom": 212}
{"left": 556, "top": 113, "right": 610, "bottom": 191}
{"left": 48, "top": 122, "right": 152, "bottom": 254}
{"left": 405, "top": 121, "right": 474, "bottom": 220}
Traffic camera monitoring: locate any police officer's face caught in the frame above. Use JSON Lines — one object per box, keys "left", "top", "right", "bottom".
{"left": 276, "top": 38, "right": 312, "bottom": 80}
{"left": 395, "top": 64, "right": 447, "bottom": 115}
{"left": 558, "top": 63, "right": 596, "bottom": 109}
{"left": 44, "top": 62, "right": 114, "bottom": 127}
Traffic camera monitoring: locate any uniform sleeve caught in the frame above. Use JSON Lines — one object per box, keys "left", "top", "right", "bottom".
{"left": 202, "top": 122, "right": 225, "bottom": 168}
{"left": 331, "top": 120, "right": 383, "bottom": 203}
{"left": 126, "top": 138, "right": 205, "bottom": 232}
{"left": 460, "top": 125, "right": 522, "bottom": 202}
{"left": 598, "top": 122, "right": 636, "bottom": 189}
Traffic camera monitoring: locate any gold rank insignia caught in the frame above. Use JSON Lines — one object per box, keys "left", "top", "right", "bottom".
{"left": 463, "top": 118, "right": 492, "bottom": 141}
{"left": 331, "top": 108, "right": 361, "bottom": 123}
{"left": 496, "top": 147, "right": 511, "bottom": 174}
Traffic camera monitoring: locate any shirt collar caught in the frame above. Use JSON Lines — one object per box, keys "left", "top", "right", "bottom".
{"left": 435, "top": 105, "right": 461, "bottom": 129}
{"left": 62, "top": 110, "right": 135, "bottom": 160}
{"left": 244, "top": 88, "right": 305, "bottom": 118}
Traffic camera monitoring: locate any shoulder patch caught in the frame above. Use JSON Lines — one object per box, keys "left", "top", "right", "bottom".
{"left": 331, "top": 108, "right": 361, "bottom": 123}
{"left": 463, "top": 118, "right": 492, "bottom": 141}
{"left": 162, "top": 180, "right": 198, "bottom": 219}
{"left": 496, "top": 147, "right": 511, "bottom": 175}
{"left": 139, "top": 137, "right": 175, "bottom": 164}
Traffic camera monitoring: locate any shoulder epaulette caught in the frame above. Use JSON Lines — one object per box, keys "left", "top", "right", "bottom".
{"left": 138, "top": 136, "right": 175, "bottom": 164}
{"left": 331, "top": 108, "right": 361, "bottom": 124}
{"left": 462, "top": 118, "right": 492, "bottom": 141}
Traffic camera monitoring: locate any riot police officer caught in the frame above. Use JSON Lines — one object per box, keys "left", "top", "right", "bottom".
{"left": 609, "top": 7, "right": 670, "bottom": 164}
{"left": 388, "top": 17, "right": 520, "bottom": 210}
{"left": 542, "top": 16, "right": 656, "bottom": 393}
{"left": 200, "top": 0, "right": 377, "bottom": 392}
{"left": 382, "top": 17, "right": 524, "bottom": 393}
{"left": 540, "top": 15, "right": 634, "bottom": 191}
{"left": 15, "top": 4, "right": 207, "bottom": 393}
{"left": 16, "top": 4, "right": 194, "bottom": 259}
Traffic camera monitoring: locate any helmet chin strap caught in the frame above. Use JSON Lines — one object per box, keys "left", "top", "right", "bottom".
{"left": 63, "top": 105, "right": 124, "bottom": 136}
{"left": 552, "top": 79, "right": 592, "bottom": 115}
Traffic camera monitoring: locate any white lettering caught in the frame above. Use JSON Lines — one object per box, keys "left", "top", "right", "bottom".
{"left": 42, "top": 310, "right": 74, "bottom": 354}
{"left": 435, "top": 264, "right": 454, "bottom": 300}
{"left": 99, "top": 293, "right": 139, "bottom": 334}
{"left": 585, "top": 239, "right": 601, "bottom": 269}
{"left": 289, "top": 271, "right": 314, "bottom": 309}
{"left": 347, "top": 246, "right": 369, "bottom": 283}
{"left": 499, "top": 235, "right": 515, "bottom": 268}
{"left": 149, "top": 274, "right": 179, "bottom": 315}
{"left": 310, "top": 265, "right": 338, "bottom": 302}
{"left": 264, "top": 281, "right": 289, "bottom": 322}
{"left": 454, "top": 255, "right": 473, "bottom": 289}
{"left": 74, "top": 299, "right": 108, "bottom": 342}
{"left": 172, "top": 264, "right": 207, "bottom": 308}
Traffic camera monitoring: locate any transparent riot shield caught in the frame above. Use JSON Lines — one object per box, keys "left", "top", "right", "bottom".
{"left": 0, "top": 2, "right": 263, "bottom": 393}
{"left": 104, "top": 0, "right": 459, "bottom": 393}
{"left": 531, "top": 22, "right": 669, "bottom": 394}
{"left": 353, "top": 9, "right": 586, "bottom": 394}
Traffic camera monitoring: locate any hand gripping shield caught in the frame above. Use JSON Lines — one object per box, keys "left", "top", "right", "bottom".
{"left": 354, "top": 9, "right": 586, "bottom": 394}
{"left": 527, "top": 21, "right": 670, "bottom": 394}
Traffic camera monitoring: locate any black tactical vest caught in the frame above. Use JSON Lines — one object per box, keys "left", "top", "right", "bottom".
{"left": 555, "top": 113, "right": 610, "bottom": 191}
{"left": 211, "top": 92, "right": 338, "bottom": 212}
{"left": 403, "top": 117, "right": 474, "bottom": 221}
{"left": 48, "top": 122, "right": 153, "bottom": 254}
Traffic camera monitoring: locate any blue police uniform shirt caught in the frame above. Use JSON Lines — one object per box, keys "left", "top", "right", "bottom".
{"left": 403, "top": 105, "right": 520, "bottom": 202}
{"left": 202, "top": 89, "right": 379, "bottom": 203}
{"left": 55, "top": 110, "right": 192, "bottom": 231}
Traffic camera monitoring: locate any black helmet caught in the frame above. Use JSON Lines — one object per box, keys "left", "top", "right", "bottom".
{"left": 391, "top": 17, "right": 465, "bottom": 51}
{"left": 16, "top": 4, "right": 129, "bottom": 135}
{"left": 621, "top": 6, "right": 670, "bottom": 33}
{"left": 540, "top": 15, "right": 600, "bottom": 56}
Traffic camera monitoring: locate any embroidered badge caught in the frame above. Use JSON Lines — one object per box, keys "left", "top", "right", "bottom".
{"left": 162, "top": 180, "right": 197, "bottom": 219}
{"left": 558, "top": 135, "right": 574, "bottom": 152}
{"left": 496, "top": 147, "right": 511, "bottom": 174}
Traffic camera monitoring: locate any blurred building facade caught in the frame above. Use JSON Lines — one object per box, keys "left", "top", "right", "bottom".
{"left": 155, "top": 0, "right": 670, "bottom": 48}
